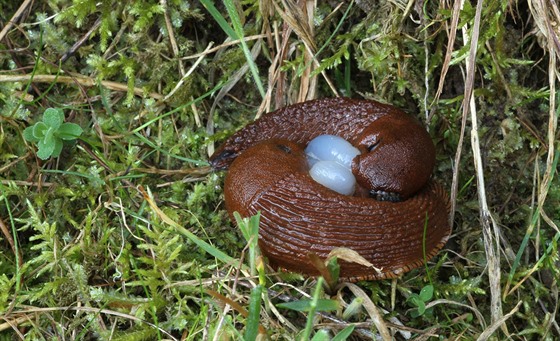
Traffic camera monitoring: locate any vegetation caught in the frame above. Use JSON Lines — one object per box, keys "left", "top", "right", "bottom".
{"left": 0, "top": 0, "right": 558, "bottom": 339}
{"left": 23, "top": 107, "right": 83, "bottom": 159}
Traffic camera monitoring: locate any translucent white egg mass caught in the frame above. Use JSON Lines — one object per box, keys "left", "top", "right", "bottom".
{"left": 309, "top": 161, "right": 356, "bottom": 195}
{"left": 305, "top": 135, "right": 361, "bottom": 195}
{"left": 305, "top": 135, "right": 360, "bottom": 168}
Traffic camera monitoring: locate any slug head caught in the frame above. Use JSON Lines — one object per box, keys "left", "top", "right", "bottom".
{"left": 209, "top": 135, "right": 249, "bottom": 170}
{"left": 224, "top": 139, "right": 308, "bottom": 217}
{"left": 351, "top": 115, "right": 436, "bottom": 199}
{"left": 209, "top": 149, "right": 237, "bottom": 170}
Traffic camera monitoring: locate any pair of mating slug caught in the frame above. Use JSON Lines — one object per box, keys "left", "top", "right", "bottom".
{"left": 209, "top": 97, "right": 450, "bottom": 281}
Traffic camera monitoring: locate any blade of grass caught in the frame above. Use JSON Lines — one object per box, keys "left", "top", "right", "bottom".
{"left": 345, "top": 282, "right": 392, "bottom": 340}
{"left": 505, "top": 149, "right": 559, "bottom": 297}
{"left": 422, "top": 212, "right": 433, "bottom": 285}
{"left": 109, "top": 80, "right": 226, "bottom": 165}
{"left": 301, "top": 277, "right": 325, "bottom": 340}
{"left": 310, "top": 330, "right": 330, "bottom": 341}
{"left": 199, "top": 0, "right": 236, "bottom": 37}
{"left": 40, "top": 169, "right": 107, "bottom": 183}
{"left": 0, "top": 183, "right": 22, "bottom": 293}
{"left": 277, "top": 298, "right": 338, "bottom": 313}
{"left": 201, "top": 0, "right": 265, "bottom": 98}
{"left": 139, "top": 186, "right": 242, "bottom": 269}
{"left": 309, "top": 1, "right": 354, "bottom": 78}
{"left": 461, "top": 0, "right": 503, "bottom": 325}
{"left": 332, "top": 325, "right": 356, "bottom": 341}
{"left": 132, "top": 131, "right": 209, "bottom": 165}
{"left": 223, "top": 0, "right": 265, "bottom": 98}
{"left": 129, "top": 80, "right": 224, "bottom": 132}
{"left": 206, "top": 288, "right": 267, "bottom": 336}
{"left": 244, "top": 285, "right": 264, "bottom": 340}
{"left": 234, "top": 212, "right": 261, "bottom": 276}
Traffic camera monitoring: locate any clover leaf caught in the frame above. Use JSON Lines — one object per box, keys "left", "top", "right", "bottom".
{"left": 23, "top": 108, "right": 83, "bottom": 160}
{"left": 407, "top": 284, "right": 434, "bottom": 317}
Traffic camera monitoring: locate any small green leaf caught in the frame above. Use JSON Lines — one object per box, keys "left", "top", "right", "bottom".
{"left": 32, "top": 122, "right": 48, "bottom": 139}
{"left": 43, "top": 108, "right": 64, "bottom": 129}
{"left": 416, "top": 300, "right": 426, "bottom": 315}
{"left": 51, "top": 139, "right": 63, "bottom": 157}
{"left": 37, "top": 137, "right": 55, "bottom": 160}
{"left": 277, "top": 299, "right": 339, "bottom": 312}
{"left": 43, "top": 127, "right": 55, "bottom": 145}
{"left": 342, "top": 297, "right": 363, "bottom": 320}
{"left": 331, "top": 325, "right": 355, "bottom": 341}
{"left": 57, "top": 122, "right": 83, "bottom": 140}
{"left": 235, "top": 211, "right": 260, "bottom": 247}
{"left": 419, "top": 285, "right": 434, "bottom": 302}
{"left": 408, "top": 293, "right": 420, "bottom": 305}
{"left": 23, "top": 126, "right": 39, "bottom": 142}
{"left": 326, "top": 256, "right": 340, "bottom": 283}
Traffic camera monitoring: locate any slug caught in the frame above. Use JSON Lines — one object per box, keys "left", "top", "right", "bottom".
{"left": 210, "top": 97, "right": 450, "bottom": 281}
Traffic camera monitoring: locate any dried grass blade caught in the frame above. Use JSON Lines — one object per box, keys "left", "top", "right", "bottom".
{"left": 471, "top": 3, "right": 504, "bottom": 327}
{"left": 455, "top": 0, "right": 504, "bottom": 327}
{"left": 506, "top": 0, "right": 560, "bottom": 297}
{"left": 433, "top": 0, "right": 462, "bottom": 102}
{"left": 345, "top": 283, "right": 392, "bottom": 340}
{"left": 475, "top": 301, "right": 522, "bottom": 341}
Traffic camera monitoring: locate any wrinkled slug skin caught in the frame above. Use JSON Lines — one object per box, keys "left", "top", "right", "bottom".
{"left": 212, "top": 98, "right": 451, "bottom": 281}
{"left": 351, "top": 114, "right": 435, "bottom": 199}
{"left": 210, "top": 98, "right": 417, "bottom": 169}
{"left": 224, "top": 139, "right": 450, "bottom": 281}
{"left": 210, "top": 97, "right": 435, "bottom": 198}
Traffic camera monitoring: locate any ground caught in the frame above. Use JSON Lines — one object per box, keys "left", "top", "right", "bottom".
{"left": 0, "top": 0, "right": 559, "bottom": 340}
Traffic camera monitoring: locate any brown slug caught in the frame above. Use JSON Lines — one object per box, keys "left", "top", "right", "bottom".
{"left": 210, "top": 97, "right": 450, "bottom": 281}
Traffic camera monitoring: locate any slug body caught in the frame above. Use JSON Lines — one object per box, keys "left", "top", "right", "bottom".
{"left": 210, "top": 98, "right": 450, "bottom": 281}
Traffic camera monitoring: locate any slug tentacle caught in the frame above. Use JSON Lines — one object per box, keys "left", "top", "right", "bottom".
{"left": 211, "top": 98, "right": 451, "bottom": 281}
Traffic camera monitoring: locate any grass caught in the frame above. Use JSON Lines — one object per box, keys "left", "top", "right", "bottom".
{"left": 0, "top": 0, "right": 559, "bottom": 339}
